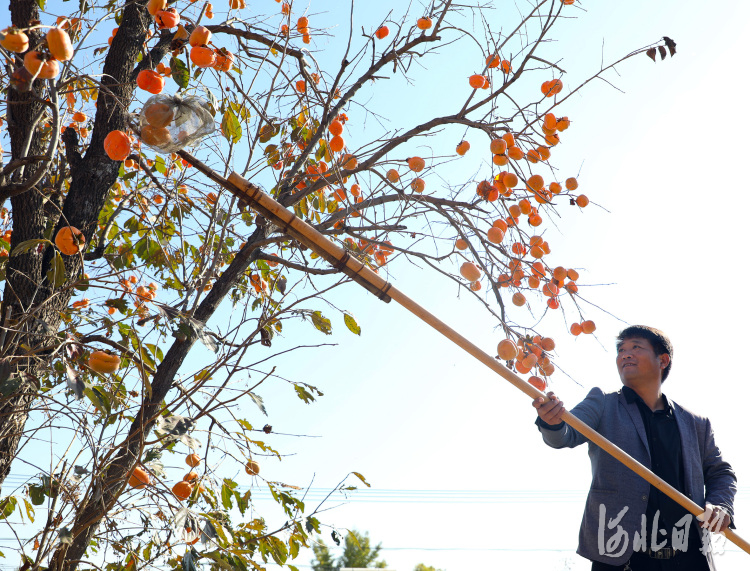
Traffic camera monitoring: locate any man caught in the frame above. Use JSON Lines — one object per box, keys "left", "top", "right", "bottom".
{"left": 533, "top": 325, "right": 736, "bottom": 570}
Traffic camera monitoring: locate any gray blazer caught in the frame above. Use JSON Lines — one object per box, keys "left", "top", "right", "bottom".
{"left": 537, "top": 387, "right": 736, "bottom": 568}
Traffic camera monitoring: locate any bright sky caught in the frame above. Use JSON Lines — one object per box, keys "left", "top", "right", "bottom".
{"left": 3, "top": 0, "right": 750, "bottom": 570}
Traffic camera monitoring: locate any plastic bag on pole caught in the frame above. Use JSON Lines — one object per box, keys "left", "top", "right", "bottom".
{"left": 138, "top": 94, "right": 215, "bottom": 153}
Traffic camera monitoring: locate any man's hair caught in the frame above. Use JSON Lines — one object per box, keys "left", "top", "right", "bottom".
{"left": 616, "top": 325, "right": 673, "bottom": 381}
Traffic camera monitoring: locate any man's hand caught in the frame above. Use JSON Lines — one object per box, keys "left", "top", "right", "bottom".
{"left": 532, "top": 391, "right": 566, "bottom": 426}
{"left": 698, "top": 503, "right": 731, "bottom": 534}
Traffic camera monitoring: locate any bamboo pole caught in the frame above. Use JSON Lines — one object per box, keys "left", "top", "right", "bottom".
{"left": 183, "top": 157, "right": 750, "bottom": 555}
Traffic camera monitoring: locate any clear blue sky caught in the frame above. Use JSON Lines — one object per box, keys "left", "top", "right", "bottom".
{"left": 3, "top": 0, "right": 750, "bottom": 570}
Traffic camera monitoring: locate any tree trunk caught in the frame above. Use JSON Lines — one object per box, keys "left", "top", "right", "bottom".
{"left": 0, "top": 0, "right": 152, "bottom": 491}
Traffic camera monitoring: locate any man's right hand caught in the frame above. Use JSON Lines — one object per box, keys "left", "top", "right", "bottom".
{"left": 532, "top": 391, "right": 566, "bottom": 426}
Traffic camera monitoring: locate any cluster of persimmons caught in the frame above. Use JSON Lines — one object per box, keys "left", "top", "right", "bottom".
{"left": 4, "top": 0, "right": 594, "bottom": 401}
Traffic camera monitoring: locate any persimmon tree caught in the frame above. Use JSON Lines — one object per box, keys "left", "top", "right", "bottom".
{"left": 0, "top": 0, "right": 672, "bottom": 569}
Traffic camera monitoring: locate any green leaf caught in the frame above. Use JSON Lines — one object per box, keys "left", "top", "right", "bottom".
{"left": 264, "top": 536, "right": 288, "bottom": 565}
{"left": 0, "top": 376, "right": 22, "bottom": 397}
{"left": 28, "top": 484, "right": 45, "bottom": 506}
{"left": 210, "top": 518, "right": 229, "bottom": 545}
{"left": 299, "top": 196, "right": 309, "bottom": 219}
{"left": 221, "top": 480, "right": 235, "bottom": 510}
{"left": 11, "top": 239, "right": 48, "bottom": 256}
{"left": 201, "top": 551, "right": 235, "bottom": 571}
{"left": 343, "top": 312, "right": 361, "bottom": 335}
{"left": 170, "top": 56, "right": 189, "bottom": 89}
{"left": 237, "top": 419, "right": 253, "bottom": 432}
{"left": 35, "top": 0, "right": 46, "bottom": 10}
{"left": 294, "top": 384, "right": 315, "bottom": 404}
{"left": 46, "top": 251, "right": 66, "bottom": 289}
{"left": 154, "top": 156, "right": 166, "bottom": 175}
{"left": 74, "top": 273, "right": 90, "bottom": 291}
{"left": 234, "top": 488, "right": 250, "bottom": 515}
{"left": 264, "top": 144, "right": 280, "bottom": 166}
{"left": 221, "top": 109, "right": 242, "bottom": 144}
{"left": 305, "top": 516, "right": 320, "bottom": 534}
{"left": 0, "top": 497, "right": 17, "bottom": 519}
{"left": 145, "top": 343, "right": 164, "bottom": 363}
{"left": 85, "top": 386, "right": 111, "bottom": 415}
{"left": 182, "top": 547, "right": 199, "bottom": 571}
{"left": 310, "top": 311, "right": 332, "bottom": 335}
{"left": 22, "top": 498, "right": 35, "bottom": 523}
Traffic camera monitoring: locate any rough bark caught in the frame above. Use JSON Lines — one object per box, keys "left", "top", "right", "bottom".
{"left": 0, "top": 1, "right": 152, "bottom": 491}
{"left": 0, "top": 0, "right": 47, "bottom": 492}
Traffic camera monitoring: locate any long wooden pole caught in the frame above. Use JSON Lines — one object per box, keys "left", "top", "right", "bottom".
{"left": 183, "top": 156, "right": 749, "bottom": 555}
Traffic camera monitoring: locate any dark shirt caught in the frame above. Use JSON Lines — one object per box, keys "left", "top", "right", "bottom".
{"left": 622, "top": 386, "right": 688, "bottom": 547}
{"left": 590, "top": 388, "right": 709, "bottom": 570}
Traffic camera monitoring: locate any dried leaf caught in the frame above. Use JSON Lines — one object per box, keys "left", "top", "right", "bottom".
{"left": 179, "top": 433, "right": 201, "bottom": 449}
{"left": 73, "top": 465, "right": 89, "bottom": 476}
{"left": 658, "top": 46, "right": 667, "bottom": 60}
{"left": 58, "top": 527, "right": 73, "bottom": 545}
{"left": 153, "top": 302, "right": 182, "bottom": 321}
{"left": 181, "top": 546, "right": 199, "bottom": 571}
{"left": 155, "top": 414, "right": 195, "bottom": 437}
{"left": 187, "top": 318, "right": 219, "bottom": 353}
{"left": 64, "top": 336, "right": 84, "bottom": 361}
{"left": 310, "top": 311, "right": 332, "bottom": 335}
{"left": 174, "top": 506, "right": 190, "bottom": 531}
{"left": 65, "top": 362, "right": 85, "bottom": 400}
{"left": 663, "top": 36, "right": 677, "bottom": 56}
{"left": 249, "top": 392, "right": 268, "bottom": 416}
{"left": 646, "top": 48, "right": 657, "bottom": 62}
{"left": 350, "top": 471, "right": 371, "bottom": 488}
{"left": 260, "top": 327, "right": 272, "bottom": 347}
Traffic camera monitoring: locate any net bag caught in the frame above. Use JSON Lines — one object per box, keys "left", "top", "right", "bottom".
{"left": 138, "top": 94, "right": 215, "bottom": 153}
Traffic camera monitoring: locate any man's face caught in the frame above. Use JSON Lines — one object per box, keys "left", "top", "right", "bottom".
{"left": 616, "top": 336, "right": 670, "bottom": 386}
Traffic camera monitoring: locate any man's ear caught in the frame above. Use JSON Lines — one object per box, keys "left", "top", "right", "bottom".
{"left": 659, "top": 353, "right": 671, "bottom": 370}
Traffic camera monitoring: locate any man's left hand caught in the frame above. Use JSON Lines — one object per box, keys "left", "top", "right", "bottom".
{"left": 698, "top": 503, "right": 731, "bottom": 533}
